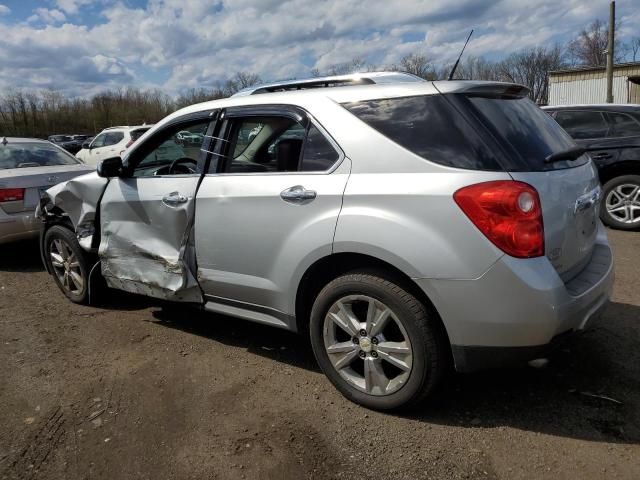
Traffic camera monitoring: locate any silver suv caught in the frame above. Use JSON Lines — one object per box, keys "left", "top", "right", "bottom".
{"left": 38, "top": 76, "right": 614, "bottom": 410}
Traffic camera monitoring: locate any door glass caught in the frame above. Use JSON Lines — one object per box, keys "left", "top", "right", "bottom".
{"left": 554, "top": 110, "right": 609, "bottom": 139}
{"left": 225, "top": 116, "right": 305, "bottom": 173}
{"left": 607, "top": 112, "right": 640, "bottom": 138}
{"left": 104, "top": 132, "right": 124, "bottom": 146}
{"left": 132, "top": 121, "right": 209, "bottom": 177}
{"left": 91, "top": 133, "right": 107, "bottom": 148}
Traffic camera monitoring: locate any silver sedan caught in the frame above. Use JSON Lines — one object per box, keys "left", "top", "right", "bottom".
{"left": 0, "top": 137, "right": 93, "bottom": 245}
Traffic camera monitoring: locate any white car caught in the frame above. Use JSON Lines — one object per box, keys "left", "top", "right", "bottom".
{"left": 76, "top": 125, "right": 152, "bottom": 166}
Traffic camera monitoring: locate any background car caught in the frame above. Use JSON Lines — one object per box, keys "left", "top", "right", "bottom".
{"left": 48, "top": 134, "right": 84, "bottom": 154}
{"left": 0, "top": 137, "right": 93, "bottom": 244}
{"left": 543, "top": 104, "right": 640, "bottom": 230}
{"left": 76, "top": 125, "right": 152, "bottom": 166}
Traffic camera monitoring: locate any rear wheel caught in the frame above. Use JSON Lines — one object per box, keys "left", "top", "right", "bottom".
{"left": 44, "top": 225, "right": 96, "bottom": 304}
{"left": 309, "top": 272, "right": 447, "bottom": 410}
{"left": 601, "top": 175, "right": 640, "bottom": 230}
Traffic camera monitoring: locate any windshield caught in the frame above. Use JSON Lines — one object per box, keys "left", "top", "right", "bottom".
{"left": 50, "top": 135, "right": 73, "bottom": 142}
{"left": 0, "top": 143, "right": 80, "bottom": 169}
{"left": 462, "top": 95, "right": 587, "bottom": 171}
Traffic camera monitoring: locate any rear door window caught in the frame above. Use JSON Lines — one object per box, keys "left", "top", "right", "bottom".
{"left": 343, "top": 95, "right": 501, "bottom": 170}
{"left": 104, "top": 132, "right": 124, "bottom": 146}
{"left": 606, "top": 112, "right": 640, "bottom": 138}
{"left": 554, "top": 110, "right": 609, "bottom": 139}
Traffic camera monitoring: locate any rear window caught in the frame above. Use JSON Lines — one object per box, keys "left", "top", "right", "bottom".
{"left": 343, "top": 95, "right": 501, "bottom": 170}
{"left": 0, "top": 143, "right": 79, "bottom": 169}
{"left": 465, "top": 95, "right": 586, "bottom": 171}
{"left": 130, "top": 128, "right": 150, "bottom": 142}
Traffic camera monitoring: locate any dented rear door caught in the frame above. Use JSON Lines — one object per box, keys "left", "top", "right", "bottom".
{"left": 97, "top": 113, "right": 216, "bottom": 302}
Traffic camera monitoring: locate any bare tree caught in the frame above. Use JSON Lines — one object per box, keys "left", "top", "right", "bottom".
{"left": 398, "top": 53, "right": 436, "bottom": 80}
{"left": 567, "top": 19, "right": 624, "bottom": 67}
{"left": 628, "top": 37, "right": 640, "bottom": 62}
{"left": 498, "top": 46, "right": 566, "bottom": 104}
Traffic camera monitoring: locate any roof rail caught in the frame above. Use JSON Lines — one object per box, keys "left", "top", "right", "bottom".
{"left": 232, "top": 71, "right": 424, "bottom": 96}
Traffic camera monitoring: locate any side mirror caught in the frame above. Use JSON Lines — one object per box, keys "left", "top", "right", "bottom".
{"left": 97, "top": 157, "right": 123, "bottom": 178}
{"left": 82, "top": 141, "right": 91, "bottom": 149}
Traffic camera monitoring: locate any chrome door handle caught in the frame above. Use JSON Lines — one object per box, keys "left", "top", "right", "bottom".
{"left": 280, "top": 185, "right": 317, "bottom": 204}
{"left": 162, "top": 191, "right": 188, "bottom": 206}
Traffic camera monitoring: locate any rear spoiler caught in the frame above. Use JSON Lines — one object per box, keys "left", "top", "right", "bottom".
{"left": 434, "top": 81, "right": 530, "bottom": 98}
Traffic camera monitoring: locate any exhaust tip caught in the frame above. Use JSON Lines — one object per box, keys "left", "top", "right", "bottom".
{"left": 528, "top": 358, "right": 549, "bottom": 369}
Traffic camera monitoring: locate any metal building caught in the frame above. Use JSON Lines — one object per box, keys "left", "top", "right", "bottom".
{"left": 548, "top": 62, "right": 640, "bottom": 105}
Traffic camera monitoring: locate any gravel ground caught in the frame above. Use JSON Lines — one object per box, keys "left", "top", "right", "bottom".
{"left": 1, "top": 230, "right": 639, "bottom": 480}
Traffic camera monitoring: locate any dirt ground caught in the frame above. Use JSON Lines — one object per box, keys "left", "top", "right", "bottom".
{"left": 1, "top": 230, "right": 639, "bottom": 480}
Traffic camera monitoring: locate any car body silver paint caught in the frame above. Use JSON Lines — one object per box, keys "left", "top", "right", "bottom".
{"left": 98, "top": 175, "right": 202, "bottom": 302}
{"left": 40, "top": 172, "right": 108, "bottom": 250}
{"left": 41, "top": 80, "right": 613, "bottom": 373}
{"left": 195, "top": 157, "right": 352, "bottom": 325}
{"left": 510, "top": 160, "right": 601, "bottom": 280}
{"left": 416, "top": 220, "right": 613, "bottom": 352}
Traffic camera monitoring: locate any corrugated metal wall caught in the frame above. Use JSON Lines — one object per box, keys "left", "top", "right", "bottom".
{"left": 549, "top": 77, "right": 628, "bottom": 105}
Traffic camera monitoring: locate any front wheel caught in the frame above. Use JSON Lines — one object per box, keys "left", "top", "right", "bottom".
{"left": 44, "top": 225, "right": 96, "bottom": 304}
{"left": 309, "top": 272, "right": 447, "bottom": 411}
{"left": 600, "top": 175, "right": 640, "bottom": 230}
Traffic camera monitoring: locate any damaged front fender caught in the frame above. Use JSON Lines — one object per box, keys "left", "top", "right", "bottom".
{"left": 39, "top": 172, "right": 108, "bottom": 251}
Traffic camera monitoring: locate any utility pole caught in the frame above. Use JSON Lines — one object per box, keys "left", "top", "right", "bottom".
{"left": 606, "top": 0, "right": 615, "bottom": 103}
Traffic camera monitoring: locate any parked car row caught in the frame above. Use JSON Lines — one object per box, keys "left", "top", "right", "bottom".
{"left": 35, "top": 73, "right": 616, "bottom": 411}
{"left": 48, "top": 134, "right": 93, "bottom": 155}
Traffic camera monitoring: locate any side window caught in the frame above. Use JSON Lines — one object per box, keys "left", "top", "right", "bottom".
{"left": 554, "top": 110, "right": 609, "bottom": 139}
{"left": 607, "top": 112, "right": 640, "bottom": 138}
{"left": 300, "top": 124, "right": 339, "bottom": 171}
{"left": 91, "top": 133, "right": 107, "bottom": 148}
{"left": 104, "top": 132, "right": 124, "bottom": 147}
{"left": 131, "top": 121, "right": 209, "bottom": 178}
{"left": 224, "top": 116, "right": 305, "bottom": 173}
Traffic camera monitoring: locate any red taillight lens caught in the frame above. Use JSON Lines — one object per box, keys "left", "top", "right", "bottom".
{"left": 125, "top": 139, "right": 134, "bottom": 148}
{"left": 453, "top": 181, "right": 544, "bottom": 258}
{"left": 0, "top": 188, "right": 25, "bottom": 202}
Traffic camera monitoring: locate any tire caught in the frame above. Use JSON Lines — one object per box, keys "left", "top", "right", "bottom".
{"left": 600, "top": 175, "right": 640, "bottom": 231}
{"left": 44, "top": 225, "right": 98, "bottom": 305}
{"left": 309, "top": 271, "right": 447, "bottom": 411}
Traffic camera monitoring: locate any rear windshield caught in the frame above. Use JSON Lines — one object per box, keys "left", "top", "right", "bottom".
{"left": 343, "top": 95, "right": 502, "bottom": 170}
{"left": 0, "top": 143, "right": 79, "bottom": 170}
{"left": 463, "top": 95, "right": 587, "bottom": 171}
{"left": 343, "top": 93, "right": 586, "bottom": 172}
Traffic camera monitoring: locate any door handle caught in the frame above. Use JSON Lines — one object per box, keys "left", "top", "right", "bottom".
{"left": 591, "top": 152, "right": 612, "bottom": 160}
{"left": 280, "top": 185, "right": 317, "bottom": 204}
{"left": 162, "top": 191, "right": 188, "bottom": 206}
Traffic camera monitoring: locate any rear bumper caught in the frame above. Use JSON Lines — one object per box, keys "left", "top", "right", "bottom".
{"left": 416, "top": 222, "right": 614, "bottom": 372}
{"left": 0, "top": 210, "right": 39, "bottom": 245}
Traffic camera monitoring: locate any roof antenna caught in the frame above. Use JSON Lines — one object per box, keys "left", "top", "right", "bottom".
{"left": 447, "top": 29, "right": 474, "bottom": 81}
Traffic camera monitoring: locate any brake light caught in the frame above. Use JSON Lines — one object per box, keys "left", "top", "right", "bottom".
{"left": 125, "top": 139, "right": 134, "bottom": 148}
{"left": 0, "top": 188, "right": 25, "bottom": 202}
{"left": 454, "top": 181, "right": 544, "bottom": 258}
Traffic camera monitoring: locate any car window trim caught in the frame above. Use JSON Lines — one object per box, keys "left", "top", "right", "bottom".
{"left": 207, "top": 105, "right": 344, "bottom": 176}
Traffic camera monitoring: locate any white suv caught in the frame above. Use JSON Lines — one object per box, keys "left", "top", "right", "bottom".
{"left": 76, "top": 125, "right": 152, "bottom": 166}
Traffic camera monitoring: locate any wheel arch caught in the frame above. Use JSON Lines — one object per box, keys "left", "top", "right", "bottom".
{"left": 294, "top": 252, "right": 453, "bottom": 357}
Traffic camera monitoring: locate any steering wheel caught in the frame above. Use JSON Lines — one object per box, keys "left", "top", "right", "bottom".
{"left": 154, "top": 157, "right": 198, "bottom": 176}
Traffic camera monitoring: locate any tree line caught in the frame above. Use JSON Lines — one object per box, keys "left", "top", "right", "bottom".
{"left": 1, "top": 19, "right": 638, "bottom": 138}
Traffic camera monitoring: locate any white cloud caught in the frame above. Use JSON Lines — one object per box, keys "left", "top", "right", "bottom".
{"left": 0, "top": 0, "right": 637, "bottom": 97}
{"left": 28, "top": 8, "right": 67, "bottom": 24}
{"left": 55, "top": 0, "right": 95, "bottom": 15}
{"left": 0, "top": 4, "right": 10, "bottom": 16}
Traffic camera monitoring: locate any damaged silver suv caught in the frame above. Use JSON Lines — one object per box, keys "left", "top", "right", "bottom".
{"left": 38, "top": 74, "right": 614, "bottom": 410}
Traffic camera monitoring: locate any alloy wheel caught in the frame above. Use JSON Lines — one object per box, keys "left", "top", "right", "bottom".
{"left": 605, "top": 183, "right": 640, "bottom": 225}
{"left": 50, "top": 238, "right": 84, "bottom": 295}
{"left": 322, "top": 295, "right": 413, "bottom": 396}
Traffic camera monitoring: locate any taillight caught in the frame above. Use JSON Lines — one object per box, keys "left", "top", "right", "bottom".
{"left": 0, "top": 188, "right": 25, "bottom": 202}
{"left": 454, "top": 181, "right": 544, "bottom": 258}
{"left": 125, "top": 139, "right": 134, "bottom": 148}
